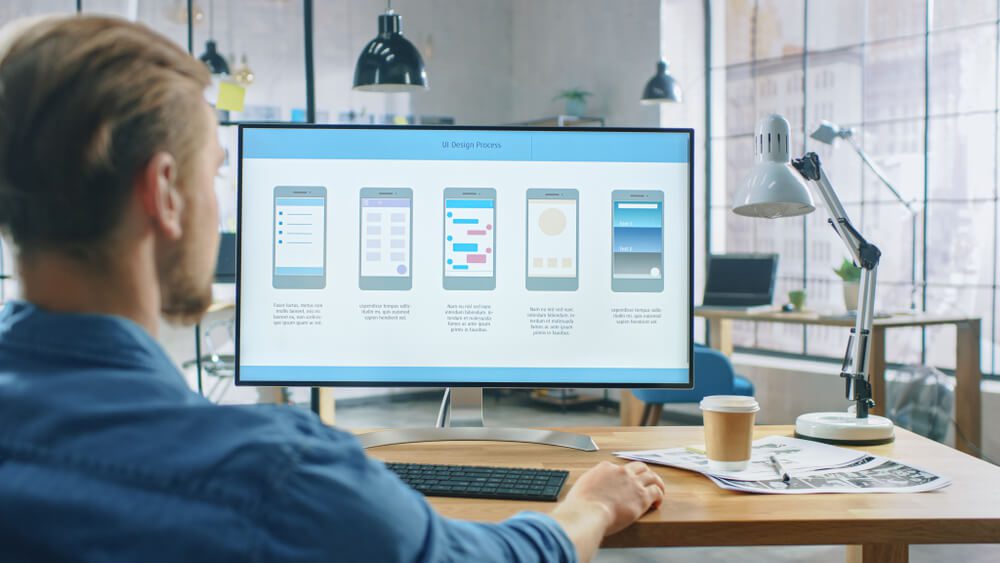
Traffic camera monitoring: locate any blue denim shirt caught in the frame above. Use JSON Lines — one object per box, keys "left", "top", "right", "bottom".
{"left": 0, "top": 302, "right": 575, "bottom": 562}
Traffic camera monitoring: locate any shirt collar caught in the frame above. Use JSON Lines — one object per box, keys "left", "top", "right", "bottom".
{"left": 0, "top": 300, "right": 186, "bottom": 387}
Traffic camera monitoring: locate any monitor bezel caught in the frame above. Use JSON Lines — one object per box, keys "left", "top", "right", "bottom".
{"left": 234, "top": 123, "right": 694, "bottom": 389}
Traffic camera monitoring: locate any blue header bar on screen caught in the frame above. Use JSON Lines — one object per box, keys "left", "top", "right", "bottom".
{"left": 242, "top": 128, "right": 690, "bottom": 163}
{"left": 275, "top": 197, "right": 324, "bottom": 206}
{"left": 446, "top": 199, "right": 494, "bottom": 208}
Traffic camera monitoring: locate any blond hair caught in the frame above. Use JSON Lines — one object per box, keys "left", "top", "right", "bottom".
{"left": 0, "top": 15, "right": 211, "bottom": 256}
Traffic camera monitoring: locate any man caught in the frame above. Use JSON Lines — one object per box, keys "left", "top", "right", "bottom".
{"left": 0, "top": 15, "right": 665, "bottom": 563}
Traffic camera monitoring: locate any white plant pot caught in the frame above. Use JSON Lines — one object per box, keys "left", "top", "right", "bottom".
{"left": 842, "top": 280, "right": 860, "bottom": 312}
{"left": 564, "top": 98, "right": 586, "bottom": 117}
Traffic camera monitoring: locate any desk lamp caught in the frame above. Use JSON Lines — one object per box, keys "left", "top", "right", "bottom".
{"left": 810, "top": 120, "right": 920, "bottom": 312}
{"left": 733, "top": 114, "right": 894, "bottom": 445}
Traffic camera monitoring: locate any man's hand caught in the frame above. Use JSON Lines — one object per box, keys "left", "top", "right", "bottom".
{"left": 566, "top": 461, "right": 665, "bottom": 534}
{"left": 549, "top": 461, "right": 665, "bottom": 562}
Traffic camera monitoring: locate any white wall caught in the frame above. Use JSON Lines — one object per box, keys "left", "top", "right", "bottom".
{"left": 407, "top": 0, "right": 514, "bottom": 125}
{"left": 510, "top": 0, "right": 662, "bottom": 126}
{"left": 409, "top": 0, "right": 666, "bottom": 127}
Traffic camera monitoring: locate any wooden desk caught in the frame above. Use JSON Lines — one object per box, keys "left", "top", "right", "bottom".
{"left": 363, "top": 426, "right": 1000, "bottom": 562}
{"left": 621, "top": 310, "right": 982, "bottom": 456}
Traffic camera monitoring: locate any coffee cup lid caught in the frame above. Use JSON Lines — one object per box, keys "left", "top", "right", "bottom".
{"left": 699, "top": 395, "right": 760, "bottom": 413}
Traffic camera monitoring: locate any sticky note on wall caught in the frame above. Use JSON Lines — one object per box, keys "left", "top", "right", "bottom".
{"left": 216, "top": 81, "right": 246, "bottom": 112}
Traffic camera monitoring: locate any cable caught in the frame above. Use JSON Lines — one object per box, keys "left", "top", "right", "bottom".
{"left": 436, "top": 388, "right": 450, "bottom": 427}
{"left": 0, "top": 238, "right": 5, "bottom": 303}
{"left": 950, "top": 416, "right": 997, "bottom": 466}
{"left": 195, "top": 323, "right": 203, "bottom": 396}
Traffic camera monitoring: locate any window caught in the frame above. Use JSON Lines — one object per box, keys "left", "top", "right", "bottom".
{"left": 709, "top": 0, "right": 999, "bottom": 376}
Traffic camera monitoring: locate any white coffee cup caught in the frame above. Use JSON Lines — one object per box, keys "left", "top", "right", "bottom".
{"left": 699, "top": 395, "right": 760, "bottom": 472}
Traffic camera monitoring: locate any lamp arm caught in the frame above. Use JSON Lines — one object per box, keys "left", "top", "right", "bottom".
{"left": 792, "top": 152, "right": 882, "bottom": 419}
{"left": 843, "top": 136, "right": 918, "bottom": 216}
{"left": 843, "top": 135, "right": 920, "bottom": 312}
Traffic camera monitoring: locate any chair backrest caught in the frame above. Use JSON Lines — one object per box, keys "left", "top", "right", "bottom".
{"left": 694, "top": 344, "right": 735, "bottom": 379}
{"left": 631, "top": 344, "right": 738, "bottom": 403}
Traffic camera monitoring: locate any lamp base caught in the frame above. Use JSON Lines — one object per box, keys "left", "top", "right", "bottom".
{"left": 794, "top": 411, "right": 895, "bottom": 446}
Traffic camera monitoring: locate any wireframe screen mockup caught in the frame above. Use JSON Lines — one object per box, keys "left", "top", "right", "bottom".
{"left": 272, "top": 186, "right": 326, "bottom": 289}
{"left": 236, "top": 126, "right": 693, "bottom": 388}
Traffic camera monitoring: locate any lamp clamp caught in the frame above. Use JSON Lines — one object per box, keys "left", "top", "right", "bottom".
{"left": 791, "top": 152, "right": 822, "bottom": 181}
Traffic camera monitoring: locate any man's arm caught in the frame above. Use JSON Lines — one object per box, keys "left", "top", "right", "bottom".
{"left": 550, "top": 461, "right": 665, "bottom": 562}
{"left": 264, "top": 415, "right": 663, "bottom": 563}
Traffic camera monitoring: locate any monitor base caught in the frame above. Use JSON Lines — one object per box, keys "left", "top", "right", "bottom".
{"left": 357, "top": 387, "right": 599, "bottom": 451}
{"left": 357, "top": 427, "right": 599, "bottom": 451}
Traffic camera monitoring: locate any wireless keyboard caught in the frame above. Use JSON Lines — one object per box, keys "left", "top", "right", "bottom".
{"left": 386, "top": 462, "right": 569, "bottom": 501}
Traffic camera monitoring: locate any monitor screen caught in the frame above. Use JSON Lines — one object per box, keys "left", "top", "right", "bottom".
{"left": 236, "top": 126, "right": 692, "bottom": 388}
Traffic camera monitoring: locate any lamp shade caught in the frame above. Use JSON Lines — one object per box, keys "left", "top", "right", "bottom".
{"left": 810, "top": 120, "right": 851, "bottom": 145}
{"left": 732, "top": 114, "right": 816, "bottom": 219}
{"left": 640, "top": 61, "right": 682, "bottom": 104}
{"left": 199, "top": 39, "right": 229, "bottom": 75}
{"left": 353, "top": 11, "right": 428, "bottom": 93}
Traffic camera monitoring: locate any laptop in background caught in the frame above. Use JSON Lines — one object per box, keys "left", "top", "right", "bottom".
{"left": 699, "top": 253, "right": 779, "bottom": 312}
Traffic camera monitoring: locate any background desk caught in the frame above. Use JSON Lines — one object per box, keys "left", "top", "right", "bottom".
{"left": 363, "top": 426, "right": 1000, "bottom": 563}
{"left": 621, "top": 311, "right": 982, "bottom": 456}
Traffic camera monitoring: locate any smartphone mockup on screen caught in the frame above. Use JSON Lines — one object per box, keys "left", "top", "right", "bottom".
{"left": 611, "top": 190, "right": 664, "bottom": 293}
{"left": 443, "top": 187, "right": 496, "bottom": 291}
{"left": 272, "top": 186, "right": 327, "bottom": 289}
{"left": 525, "top": 189, "right": 579, "bottom": 291}
{"left": 359, "top": 188, "right": 413, "bottom": 290}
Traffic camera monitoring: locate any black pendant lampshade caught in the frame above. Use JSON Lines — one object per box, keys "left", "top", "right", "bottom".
{"left": 353, "top": 10, "right": 428, "bottom": 92}
{"left": 199, "top": 39, "right": 230, "bottom": 75}
{"left": 641, "top": 60, "right": 682, "bottom": 104}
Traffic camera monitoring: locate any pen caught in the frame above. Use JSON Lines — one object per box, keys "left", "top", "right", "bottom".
{"left": 769, "top": 455, "right": 791, "bottom": 482}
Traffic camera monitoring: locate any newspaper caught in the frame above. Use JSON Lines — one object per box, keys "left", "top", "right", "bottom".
{"left": 616, "top": 435, "right": 950, "bottom": 494}
{"left": 709, "top": 456, "right": 950, "bottom": 494}
{"left": 616, "top": 435, "right": 867, "bottom": 480}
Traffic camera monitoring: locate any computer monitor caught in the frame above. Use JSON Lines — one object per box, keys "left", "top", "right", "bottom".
{"left": 235, "top": 125, "right": 693, "bottom": 450}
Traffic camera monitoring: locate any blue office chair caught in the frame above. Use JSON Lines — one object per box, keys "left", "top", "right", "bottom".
{"left": 633, "top": 344, "right": 755, "bottom": 426}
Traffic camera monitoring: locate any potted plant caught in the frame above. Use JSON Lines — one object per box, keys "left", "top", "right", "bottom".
{"left": 833, "top": 258, "right": 862, "bottom": 312}
{"left": 553, "top": 88, "right": 592, "bottom": 117}
{"left": 787, "top": 289, "right": 806, "bottom": 312}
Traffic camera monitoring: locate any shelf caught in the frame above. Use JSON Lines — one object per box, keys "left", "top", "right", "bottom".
{"left": 512, "top": 115, "right": 606, "bottom": 127}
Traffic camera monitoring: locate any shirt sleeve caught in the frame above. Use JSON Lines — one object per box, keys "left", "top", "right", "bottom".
{"left": 258, "top": 412, "right": 577, "bottom": 563}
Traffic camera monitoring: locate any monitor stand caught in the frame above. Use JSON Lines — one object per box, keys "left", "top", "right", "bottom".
{"left": 356, "top": 387, "right": 599, "bottom": 451}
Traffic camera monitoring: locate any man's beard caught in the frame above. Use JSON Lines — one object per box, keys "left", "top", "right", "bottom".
{"left": 158, "top": 235, "right": 214, "bottom": 326}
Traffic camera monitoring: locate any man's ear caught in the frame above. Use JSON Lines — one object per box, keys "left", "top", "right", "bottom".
{"left": 138, "top": 152, "right": 183, "bottom": 241}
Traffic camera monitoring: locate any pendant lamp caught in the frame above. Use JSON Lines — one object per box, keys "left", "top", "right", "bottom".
{"left": 640, "top": 60, "right": 682, "bottom": 104}
{"left": 353, "top": 1, "right": 428, "bottom": 92}
{"left": 198, "top": 0, "right": 229, "bottom": 75}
